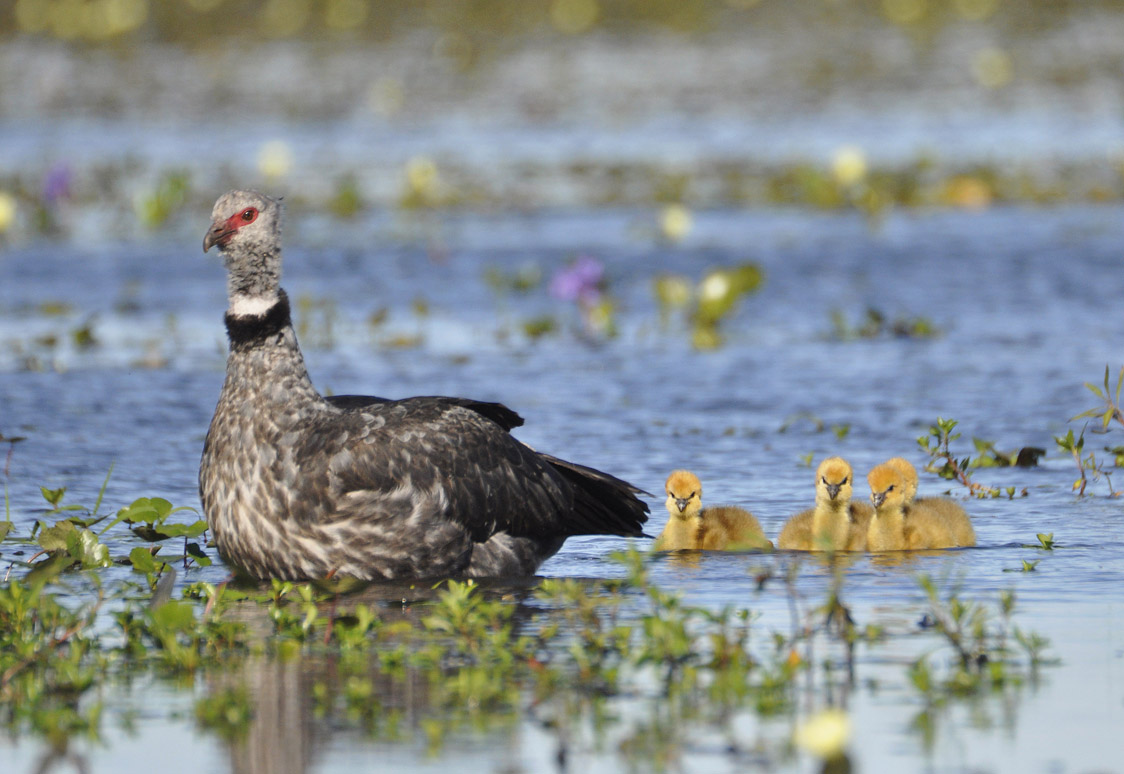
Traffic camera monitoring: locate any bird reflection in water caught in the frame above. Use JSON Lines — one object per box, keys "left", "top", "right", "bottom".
{"left": 204, "top": 579, "right": 541, "bottom": 774}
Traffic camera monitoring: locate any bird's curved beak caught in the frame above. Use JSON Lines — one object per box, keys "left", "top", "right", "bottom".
{"left": 203, "top": 221, "right": 232, "bottom": 253}
{"left": 675, "top": 498, "right": 690, "bottom": 513}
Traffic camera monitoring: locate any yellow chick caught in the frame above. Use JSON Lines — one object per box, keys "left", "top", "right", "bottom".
{"left": 885, "top": 457, "right": 976, "bottom": 547}
{"left": 654, "top": 470, "right": 772, "bottom": 551}
{"left": 866, "top": 463, "right": 917, "bottom": 551}
{"left": 777, "top": 457, "right": 872, "bottom": 551}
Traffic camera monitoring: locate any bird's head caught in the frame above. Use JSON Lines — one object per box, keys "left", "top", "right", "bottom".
{"left": 815, "top": 456, "right": 854, "bottom": 505}
{"left": 664, "top": 470, "right": 703, "bottom": 519}
{"left": 204, "top": 189, "right": 282, "bottom": 255}
{"left": 884, "top": 457, "right": 919, "bottom": 504}
{"left": 204, "top": 190, "right": 285, "bottom": 315}
{"left": 867, "top": 463, "right": 906, "bottom": 511}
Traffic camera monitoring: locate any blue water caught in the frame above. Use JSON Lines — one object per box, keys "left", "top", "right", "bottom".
{"left": 3, "top": 203, "right": 1124, "bottom": 773}
{"left": 4, "top": 10, "right": 1124, "bottom": 771}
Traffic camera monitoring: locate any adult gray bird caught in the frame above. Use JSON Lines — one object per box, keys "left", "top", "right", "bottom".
{"left": 199, "top": 189, "right": 648, "bottom": 581}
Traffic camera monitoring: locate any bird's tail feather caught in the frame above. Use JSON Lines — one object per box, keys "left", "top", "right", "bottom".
{"left": 540, "top": 454, "right": 650, "bottom": 537}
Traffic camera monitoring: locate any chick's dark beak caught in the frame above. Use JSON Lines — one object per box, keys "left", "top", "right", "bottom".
{"left": 871, "top": 491, "right": 886, "bottom": 508}
{"left": 675, "top": 498, "right": 690, "bottom": 513}
{"left": 826, "top": 483, "right": 842, "bottom": 500}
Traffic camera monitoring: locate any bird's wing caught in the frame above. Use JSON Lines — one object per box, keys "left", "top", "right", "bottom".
{"left": 289, "top": 399, "right": 575, "bottom": 542}
{"left": 326, "top": 394, "right": 524, "bottom": 431}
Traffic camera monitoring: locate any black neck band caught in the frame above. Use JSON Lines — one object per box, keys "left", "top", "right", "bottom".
{"left": 224, "top": 290, "right": 291, "bottom": 347}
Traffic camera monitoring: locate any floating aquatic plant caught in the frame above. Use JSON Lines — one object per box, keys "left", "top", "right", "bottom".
{"left": 328, "top": 175, "right": 363, "bottom": 218}
{"left": 917, "top": 417, "right": 1028, "bottom": 498}
{"left": 136, "top": 171, "right": 191, "bottom": 229}
{"left": 830, "top": 307, "right": 940, "bottom": 340}
{"left": 1053, "top": 365, "right": 1124, "bottom": 495}
{"left": 654, "top": 262, "right": 764, "bottom": 349}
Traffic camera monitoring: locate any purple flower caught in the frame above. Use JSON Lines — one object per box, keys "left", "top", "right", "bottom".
{"left": 549, "top": 255, "right": 604, "bottom": 304}
{"left": 43, "top": 163, "right": 72, "bottom": 204}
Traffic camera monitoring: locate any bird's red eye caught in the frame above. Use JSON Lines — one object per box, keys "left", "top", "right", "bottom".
{"left": 241, "top": 208, "right": 257, "bottom": 222}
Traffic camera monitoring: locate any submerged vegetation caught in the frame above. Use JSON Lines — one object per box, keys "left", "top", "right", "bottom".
{"left": 917, "top": 417, "right": 1035, "bottom": 499}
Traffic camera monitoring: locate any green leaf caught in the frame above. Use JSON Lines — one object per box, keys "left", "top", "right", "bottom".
{"left": 129, "top": 546, "right": 159, "bottom": 574}
{"left": 91, "top": 463, "right": 114, "bottom": 518}
{"left": 40, "top": 486, "right": 67, "bottom": 508}
{"left": 156, "top": 520, "right": 209, "bottom": 539}
{"left": 150, "top": 599, "right": 196, "bottom": 632}
{"left": 104, "top": 497, "right": 197, "bottom": 538}
{"left": 64, "top": 511, "right": 109, "bottom": 528}
{"left": 38, "top": 520, "right": 77, "bottom": 552}
{"left": 185, "top": 543, "right": 212, "bottom": 568}
{"left": 131, "top": 519, "right": 208, "bottom": 542}
{"left": 23, "top": 552, "right": 76, "bottom": 588}
{"left": 0, "top": 522, "right": 11, "bottom": 542}
{"left": 65, "top": 528, "right": 111, "bottom": 569}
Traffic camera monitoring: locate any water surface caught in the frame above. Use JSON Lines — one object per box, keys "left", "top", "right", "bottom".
{"left": 2, "top": 204, "right": 1123, "bottom": 773}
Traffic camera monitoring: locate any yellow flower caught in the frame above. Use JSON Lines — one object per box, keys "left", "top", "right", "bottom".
{"left": 831, "top": 146, "right": 867, "bottom": 187}
{"left": 660, "top": 204, "right": 693, "bottom": 242}
{"left": 699, "top": 271, "right": 731, "bottom": 304}
{"left": 258, "top": 140, "right": 294, "bottom": 179}
{"left": 0, "top": 191, "right": 17, "bottom": 233}
{"left": 794, "top": 708, "right": 851, "bottom": 759}
{"left": 406, "top": 157, "right": 438, "bottom": 196}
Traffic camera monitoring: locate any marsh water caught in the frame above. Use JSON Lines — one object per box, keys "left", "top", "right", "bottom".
{"left": 4, "top": 4, "right": 1124, "bottom": 773}
{"left": 5, "top": 203, "right": 1124, "bottom": 773}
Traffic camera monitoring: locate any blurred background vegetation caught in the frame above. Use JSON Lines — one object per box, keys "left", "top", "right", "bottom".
{"left": 1, "top": 0, "right": 1123, "bottom": 240}
{"left": 2, "top": 0, "right": 1120, "bottom": 45}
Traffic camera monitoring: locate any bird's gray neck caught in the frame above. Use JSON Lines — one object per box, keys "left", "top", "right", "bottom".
{"left": 225, "top": 244, "right": 281, "bottom": 316}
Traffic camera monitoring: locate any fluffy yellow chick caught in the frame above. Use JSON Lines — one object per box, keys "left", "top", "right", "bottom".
{"left": 654, "top": 470, "right": 772, "bottom": 551}
{"left": 777, "top": 457, "right": 872, "bottom": 551}
{"left": 866, "top": 463, "right": 915, "bottom": 551}
{"left": 884, "top": 457, "right": 976, "bottom": 547}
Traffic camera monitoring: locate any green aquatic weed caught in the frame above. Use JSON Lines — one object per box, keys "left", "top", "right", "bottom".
{"left": 918, "top": 417, "right": 1011, "bottom": 497}
{"left": 1073, "top": 365, "right": 1124, "bottom": 431}
{"left": 1055, "top": 426, "right": 1117, "bottom": 497}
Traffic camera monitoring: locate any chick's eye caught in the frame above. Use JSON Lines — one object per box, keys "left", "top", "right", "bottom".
{"left": 841, "top": 477, "right": 848, "bottom": 485}
{"left": 241, "top": 208, "right": 257, "bottom": 222}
